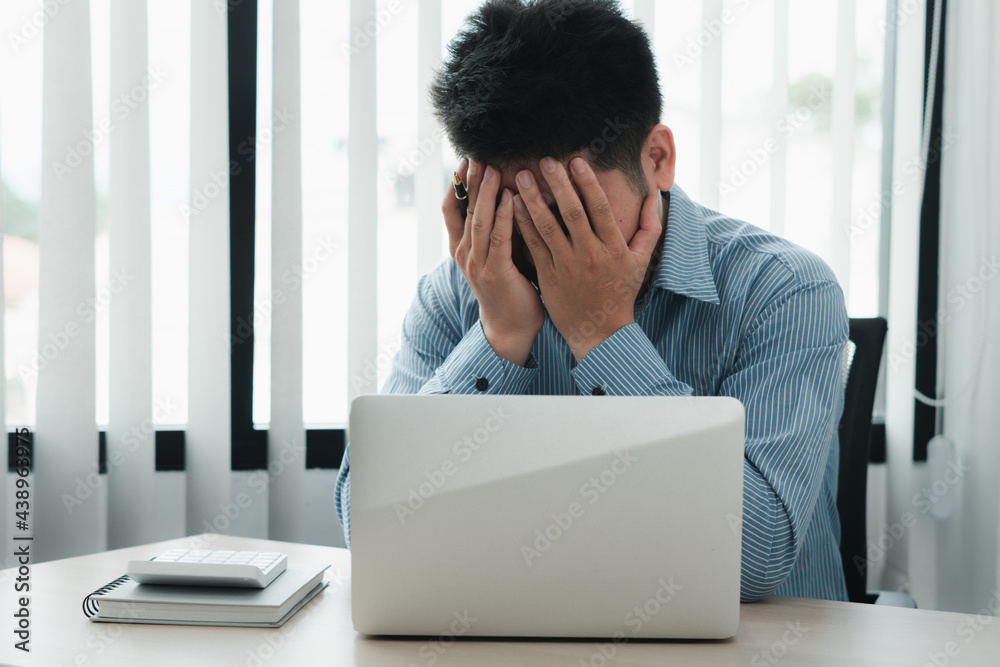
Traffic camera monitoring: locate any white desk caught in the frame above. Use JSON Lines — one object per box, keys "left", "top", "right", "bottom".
{"left": 1, "top": 534, "right": 998, "bottom": 666}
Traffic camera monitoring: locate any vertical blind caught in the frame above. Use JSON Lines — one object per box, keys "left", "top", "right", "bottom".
{"left": 10, "top": 0, "right": 878, "bottom": 559}
{"left": 0, "top": 90, "right": 5, "bottom": 550}
{"left": 35, "top": 0, "right": 101, "bottom": 562}
{"left": 699, "top": 0, "right": 723, "bottom": 212}
{"left": 185, "top": 0, "right": 232, "bottom": 538}
{"left": 347, "top": 0, "right": 378, "bottom": 412}
{"left": 107, "top": 0, "right": 156, "bottom": 549}
{"left": 769, "top": 0, "right": 789, "bottom": 239}
{"left": 829, "top": 0, "right": 856, "bottom": 290}
{"left": 269, "top": 0, "right": 306, "bottom": 542}
{"left": 416, "top": 0, "right": 444, "bottom": 279}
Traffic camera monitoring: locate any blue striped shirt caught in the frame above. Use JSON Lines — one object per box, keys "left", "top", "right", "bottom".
{"left": 336, "top": 183, "right": 849, "bottom": 602}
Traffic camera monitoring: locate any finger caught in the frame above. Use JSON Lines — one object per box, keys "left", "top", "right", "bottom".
{"left": 460, "top": 158, "right": 485, "bottom": 250}
{"left": 486, "top": 188, "right": 514, "bottom": 266}
{"left": 514, "top": 167, "right": 572, "bottom": 257}
{"left": 470, "top": 165, "right": 501, "bottom": 266}
{"left": 537, "top": 156, "right": 592, "bottom": 245}
{"left": 512, "top": 192, "right": 552, "bottom": 268}
{"left": 442, "top": 158, "right": 469, "bottom": 256}
{"left": 628, "top": 191, "right": 663, "bottom": 268}
{"left": 568, "top": 157, "right": 621, "bottom": 246}
{"left": 466, "top": 158, "right": 483, "bottom": 222}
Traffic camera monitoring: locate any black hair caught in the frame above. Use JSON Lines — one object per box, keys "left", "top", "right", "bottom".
{"left": 430, "top": 0, "right": 662, "bottom": 196}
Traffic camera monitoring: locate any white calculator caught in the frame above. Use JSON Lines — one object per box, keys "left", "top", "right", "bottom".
{"left": 126, "top": 549, "right": 288, "bottom": 588}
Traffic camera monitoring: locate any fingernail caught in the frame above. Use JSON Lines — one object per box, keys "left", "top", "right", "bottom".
{"left": 484, "top": 165, "right": 495, "bottom": 182}
{"left": 513, "top": 194, "right": 526, "bottom": 212}
{"left": 540, "top": 157, "right": 557, "bottom": 173}
{"left": 517, "top": 171, "right": 533, "bottom": 188}
{"left": 501, "top": 188, "right": 512, "bottom": 204}
{"left": 571, "top": 157, "right": 586, "bottom": 174}
{"left": 469, "top": 160, "right": 479, "bottom": 177}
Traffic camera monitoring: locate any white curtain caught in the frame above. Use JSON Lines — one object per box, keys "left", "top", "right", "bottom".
{"left": 932, "top": 0, "right": 1000, "bottom": 613}
{"left": 347, "top": 0, "right": 378, "bottom": 407}
{"left": 882, "top": 0, "right": 1000, "bottom": 614}
{"left": 416, "top": 0, "right": 444, "bottom": 278}
{"left": 269, "top": 0, "right": 306, "bottom": 542}
{"left": 19, "top": 0, "right": 316, "bottom": 562}
{"left": 107, "top": 0, "right": 156, "bottom": 549}
{"left": 185, "top": 0, "right": 232, "bottom": 536}
{"left": 882, "top": 0, "right": 926, "bottom": 601}
{"left": 698, "top": 0, "right": 722, "bottom": 211}
{"left": 34, "top": 0, "right": 101, "bottom": 562}
{"left": 0, "top": 101, "right": 5, "bottom": 551}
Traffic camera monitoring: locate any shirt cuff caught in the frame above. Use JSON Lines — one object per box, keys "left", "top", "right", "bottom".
{"left": 432, "top": 319, "right": 539, "bottom": 394}
{"left": 571, "top": 323, "right": 692, "bottom": 396}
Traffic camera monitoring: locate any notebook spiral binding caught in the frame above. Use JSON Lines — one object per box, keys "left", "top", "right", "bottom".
{"left": 83, "top": 574, "right": 133, "bottom": 618}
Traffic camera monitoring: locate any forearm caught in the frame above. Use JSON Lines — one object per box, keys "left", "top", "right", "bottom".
{"left": 738, "top": 458, "right": 795, "bottom": 601}
{"left": 414, "top": 319, "right": 538, "bottom": 395}
{"left": 571, "top": 323, "right": 694, "bottom": 396}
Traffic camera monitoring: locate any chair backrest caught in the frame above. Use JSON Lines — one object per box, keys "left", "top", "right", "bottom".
{"left": 837, "top": 317, "right": 887, "bottom": 603}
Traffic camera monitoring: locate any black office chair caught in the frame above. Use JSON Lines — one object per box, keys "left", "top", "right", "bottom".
{"left": 837, "top": 317, "right": 915, "bottom": 607}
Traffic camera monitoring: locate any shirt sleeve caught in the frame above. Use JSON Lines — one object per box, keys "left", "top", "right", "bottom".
{"left": 721, "top": 280, "right": 848, "bottom": 601}
{"left": 568, "top": 280, "right": 847, "bottom": 602}
{"left": 571, "top": 322, "right": 694, "bottom": 396}
{"left": 336, "top": 261, "right": 540, "bottom": 548}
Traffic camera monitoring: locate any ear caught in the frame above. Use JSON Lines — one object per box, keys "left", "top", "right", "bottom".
{"left": 643, "top": 124, "right": 676, "bottom": 193}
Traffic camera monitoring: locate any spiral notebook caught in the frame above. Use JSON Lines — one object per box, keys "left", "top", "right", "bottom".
{"left": 82, "top": 563, "right": 330, "bottom": 627}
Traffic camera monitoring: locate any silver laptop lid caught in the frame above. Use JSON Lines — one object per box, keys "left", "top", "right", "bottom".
{"left": 350, "top": 394, "right": 744, "bottom": 639}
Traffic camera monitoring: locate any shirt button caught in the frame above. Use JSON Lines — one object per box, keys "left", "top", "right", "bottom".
{"left": 591, "top": 386, "right": 605, "bottom": 395}
{"left": 475, "top": 377, "right": 489, "bottom": 391}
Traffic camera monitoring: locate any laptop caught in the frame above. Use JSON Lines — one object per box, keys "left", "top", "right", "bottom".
{"left": 348, "top": 394, "right": 744, "bottom": 639}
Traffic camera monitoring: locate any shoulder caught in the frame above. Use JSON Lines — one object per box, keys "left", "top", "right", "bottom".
{"left": 670, "top": 190, "right": 847, "bottom": 339}
{"left": 704, "top": 214, "right": 839, "bottom": 291}
{"left": 698, "top": 216, "right": 844, "bottom": 334}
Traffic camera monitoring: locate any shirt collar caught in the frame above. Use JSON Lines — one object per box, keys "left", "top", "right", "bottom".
{"left": 647, "top": 184, "right": 721, "bottom": 305}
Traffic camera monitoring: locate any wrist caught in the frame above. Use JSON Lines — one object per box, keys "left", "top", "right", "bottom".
{"left": 567, "top": 319, "right": 634, "bottom": 363}
{"left": 481, "top": 322, "right": 539, "bottom": 367}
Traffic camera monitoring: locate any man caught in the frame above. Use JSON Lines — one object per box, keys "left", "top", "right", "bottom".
{"left": 337, "top": 0, "right": 849, "bottom": 602}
